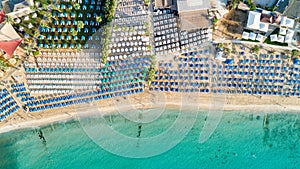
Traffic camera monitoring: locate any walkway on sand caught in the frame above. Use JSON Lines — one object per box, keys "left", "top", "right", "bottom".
{"left": 213, "top": 39, "right": 300, "bottom": 50}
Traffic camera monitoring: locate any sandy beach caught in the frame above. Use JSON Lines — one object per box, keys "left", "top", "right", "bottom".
{"left": 1, "top": 90, "right": 300, "bottom": 134}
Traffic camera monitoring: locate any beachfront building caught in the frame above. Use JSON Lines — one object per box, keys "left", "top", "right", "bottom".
{"left": 246, "top": 11, "right": 269, "bottom": 33}
{"left": 280, "top": 16, "right": 295, "bottom": 28}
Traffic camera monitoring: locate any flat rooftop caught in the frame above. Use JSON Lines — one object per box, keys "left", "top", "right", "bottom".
{"left": 179, "top": 9, "right": 210, "bottom": 31}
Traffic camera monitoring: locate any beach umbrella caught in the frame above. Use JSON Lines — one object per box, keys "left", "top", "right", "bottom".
{"left": 293, "top": 58, "right": 299, "bottom": 65}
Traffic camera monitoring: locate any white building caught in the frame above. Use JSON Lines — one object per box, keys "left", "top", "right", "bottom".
{"left": 246, "top": 11, "right": 261, "bottom": 30}
{"left": 277, "top": 35, "right": 284, "bottom": 43}
{"left": 270, "top": 34, "right": 278, "bottom": 42}
{"left": 242, "top": 31, "right": 249, "bottom": 39}
{"left": 256, "top": 34, "right": 264, "bottom": 42}
{"left": 249, "top": 32, "right": 257, "bottom": 41}
{"left": 279, "top": 28, "right": 287, "bottom": 35}
{"left": 246, "top": 11, "right": 269, "bottom": 32}
{"left": 280, "top": 16, "right": 295, "bottom": 28}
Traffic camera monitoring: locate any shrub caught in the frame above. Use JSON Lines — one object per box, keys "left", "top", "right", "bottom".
{"left": 33, "top": 51, "right": 40, "bottom": 56}
{"left": 292, "top": 49, "right": 299, "bottom": 57}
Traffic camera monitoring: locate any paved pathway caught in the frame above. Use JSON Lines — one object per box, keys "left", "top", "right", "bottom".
{"left": 213, "top": 39, "right": 299, "bottom": 50}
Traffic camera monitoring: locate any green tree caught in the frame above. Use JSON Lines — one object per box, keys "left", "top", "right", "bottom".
{"left": 271, "top": 5, "right": 277, "bottom": 11}
{"left": 5, "top": 16, "right": 13, "bottom": 24}
{"left": 42, "top": 4, "right": 48, "bottom": 10}
{"left": 226, "top": 48, "right": 232, "bottom": 53}
{"left": 144, "top": 0, "right": 150, "bottom": 6}
{"left": 74, "top": 3, "right": 81, "bottom": 10}
{"left": 217, "top": 43, "right": 223, "bottom": 49}
{"left": 77, "top": 21, "right": 85, "bottom": 29}
{"left": 212, "top": 17, "right": 218, "bottom": 25}
{"left": 96, "top": 16, "right": 102, "bottom": 23}
{"left": 71, "top": 30, "right": 78, "bottom": 36}
{"left": 52, "top": 4, "right": 61, "bottom": 12}
{"left": 250, "top": 3, "right": 256, "bottom": 10}
{"left": 33, "top": 51, "right": 40, "bottom": 56}
{"left": 46, "top": 12, "right": 52, "bottom": 22}
{"left": 41, "top": 21, "right": 48, "bottom": 28}
{"left": 253, "top": 45, "right": 259, "bottom": 53}
{"left": 148, "top": 68, "right": 155, "bottom": 82}
{"left": 145, "top": 30, "right": 150, "bottom": 36}
{"left": 30, "top": 5, "right": 37, "bottom": 10}
{"left": 228, "top": 0, "right": 241, "bottom": 10}
{"left": 0, "top": 59, "right": 9, "bottom": 71}
{"left": 292, "top": 49, "right": 299, "bottom": 58}
{"left": 24, "top": 45, "right": 33, "bottom": 55}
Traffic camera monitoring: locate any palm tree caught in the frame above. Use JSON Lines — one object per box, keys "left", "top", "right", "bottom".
{"left": 77, "top": 21, "right": 85, "bottom": 29}
{"left": 41, "top": 21, "right": 48, "bottom": 28}
{"left": 24, "top": 45, "right": 33, "bottom": 56}
{"left": 46, "top": 12, "right": 52, "bottom": 22}
{"left": 5, "top": 16, "right": 13, "bottom": 24}
{"left": 33, "top": 31, "right": 40, "bottom": 38}
{"left": 0, "top": 59, "right": 9, "bottom": 71}
{"left": 71, "top": 30, "right": 78, "bottom": 36}
{"left": 74, "top": 3, "right": 81, "bottom": 10}
{"left": 96, "top": 16, "right": 102, "bottom": 23}
{"left": 30, "top": 5, "right": 37, "bottom": 10}
{"left": 252, "top": 45, "right": 259, "bottom": 53}
{"left": 51, "top": 4, "right": 61, "bottom": 12}
{"left": 42, "top": 4, "right": 48, "bottom": 10}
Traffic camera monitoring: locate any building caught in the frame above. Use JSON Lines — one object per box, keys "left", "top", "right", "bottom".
{"left": 176, "top": 0, "right": 211, "bottom": 31}
{"left": 179, "top": 10, "right": 210, "bottom": 31}
{"left": 1, "top": 0, "right": 34, "bottom": 18}
{"left": 280, "top": 16, "right": 295, "bottom": 28}
{"left": 246, "top": 11, "right": 269, "bottom": 32}
{"left": 176, "top": 0, "right": 210, "bottom": 12}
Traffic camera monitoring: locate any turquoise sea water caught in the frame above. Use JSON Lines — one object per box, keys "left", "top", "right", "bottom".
{"left": 0, "top": 110, "right": 299, "bottom": 169}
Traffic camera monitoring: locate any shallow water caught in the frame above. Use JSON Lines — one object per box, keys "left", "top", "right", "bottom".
{"left": 0, "top": 110, "right": 299, "bottom": 169}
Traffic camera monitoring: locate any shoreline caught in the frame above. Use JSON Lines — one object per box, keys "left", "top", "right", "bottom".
{"left": 1, "top": 92, "right": 300, "bottom": 134}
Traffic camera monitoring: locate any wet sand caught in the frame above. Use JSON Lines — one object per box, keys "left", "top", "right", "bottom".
{"left": 1, "top": 90, "right": 300, "bottom": 134}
